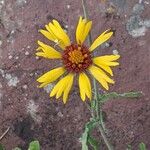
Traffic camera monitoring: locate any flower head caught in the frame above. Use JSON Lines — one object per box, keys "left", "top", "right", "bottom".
{"left": 36, "top": 17, "right": 120, "bottom": 104}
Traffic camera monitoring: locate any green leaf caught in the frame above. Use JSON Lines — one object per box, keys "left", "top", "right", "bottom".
{"left": 86, "top": 119, "right": 97, "bottom": 131}
{"left": 139, "top": 142, "right": 146, "bottom": 150}
{"left": 127, "top": 144, "right": 132, "bottom": 150}
{"left": 0, "top": 144, "right": 4, "bottom": 150}
{"left": 88, "top": 135, "right": 99, "bottom": 150}
{"left": 81, "top": 130, "right": 89, "bottom": 150}
{"left": 28, "top": 141, "right": 40, "bottom": 150}
{"left": 91, "top": 98, "right": 96, "bottom": 109}
{"left": 81, "top": 120, "right": 98, "bottom": 150}
{"left": 98, "top": 91, "right": 143, "bottom": 103}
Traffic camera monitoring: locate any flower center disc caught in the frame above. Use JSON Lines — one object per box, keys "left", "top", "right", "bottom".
{"left": 62, "top": 44, "right": 92, "bottom": 73}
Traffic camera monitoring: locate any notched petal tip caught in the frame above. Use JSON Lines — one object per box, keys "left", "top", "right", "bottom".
{"left": 50, "top": 91, "right": 55, "bottom": 97}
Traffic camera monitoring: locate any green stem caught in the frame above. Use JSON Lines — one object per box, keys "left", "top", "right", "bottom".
{"left": 98, "top": 124, "right": 113, "bottom": 150}
{"left": 82, "top": 0, "right": 98, "bottom": 118}
{"left": 81, "top": 0, "right": 113, "bottom": 149}
{"left": 99, "top": 103, "right": 106, "bottom": 131}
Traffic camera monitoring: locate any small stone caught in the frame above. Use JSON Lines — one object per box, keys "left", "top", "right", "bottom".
{"left": 8, "top": 55, "right": 13, "bottom": 59}
{"left": 25, "top": 51, "right": 29, "bottom": 56}
{"left": 113, "top": 50, "right": 119, "bottom": 55}
{"left": 27, "top": 45, "right": 31, "bottom": 49}
{"left": 30, "top": 73, "right": 33, "bottom": 76}
{"left": 15, "top": 56, "right": 19, "bottom": 60}
{"left": 23, "top": 84, "right": 28, "bottom": 89}
{"left": 105, "top": 42, "right": 110, "bottom": 47}
{"left": 67, "top": 4, "right": 70, "bottom": 9}
{"left": 65, "top": 25, "right": 68, "bottom": 29}
{"left": 36, "top": 56, "right": 39, "bottom": 60}
{"left": 57, "top": 112, "right": 63, "bottom": 118}
{"left": 0, "top": 0, "right": 4, "bottom": 5}
{"left": 64, "top": 29, "right": 67, "bottom": 33}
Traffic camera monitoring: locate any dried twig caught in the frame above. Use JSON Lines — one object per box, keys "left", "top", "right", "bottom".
{"left": 0, "top": 127, "right": 10, "bottom": 141}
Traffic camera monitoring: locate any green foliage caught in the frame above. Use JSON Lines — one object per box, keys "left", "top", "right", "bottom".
{"left": 98, "top": 91, "right": 142, "bottom": 103}
{"left": 28, "top": 140, "right": 40, "bottom": 150}
{"left": 81, "top": 119, "right": 99, "bottom": 150}
{"left": 127, "top": 142, "right": 147, "bottom": 150}
{"left": 88, "top": 135, "right": 99, "bottom": 150}
{"left": 81, "top": 91, "right": 143, "bottom": 150}
{"left": 127, "top": 144, "right": 132, "bottom": 150}
{"left": 0, "top": 144, "right": 5, "bottom": 150}
{"left": 139, "top": 142, "right": 147, "bottom": 150}
{"left": 12, "top": 140, "right": 40, "bottom": 150}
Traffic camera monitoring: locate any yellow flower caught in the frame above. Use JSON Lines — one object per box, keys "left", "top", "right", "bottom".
{"left": 36, "top": 17, "right": 120, "bottom": 104}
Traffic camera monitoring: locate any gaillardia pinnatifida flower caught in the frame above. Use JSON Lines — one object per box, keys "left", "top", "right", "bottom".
{"left": 36, "top": 17, "right": 120, "bottom": 104}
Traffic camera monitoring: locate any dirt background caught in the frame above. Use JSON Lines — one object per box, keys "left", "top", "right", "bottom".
{"left": 0, "top": 0, "right": 150, "bottom": 150}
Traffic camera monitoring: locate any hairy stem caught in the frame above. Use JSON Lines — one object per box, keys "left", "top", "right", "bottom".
{"left": 81, "top": 0, "right": 113, "bottom": 149}
{"left": 98, "top": 124, "right": 113, "bottom": 150}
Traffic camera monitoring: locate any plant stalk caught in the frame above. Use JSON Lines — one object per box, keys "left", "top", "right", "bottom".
{"left": 81, "top": 0, "right": 113, "bottom": 149}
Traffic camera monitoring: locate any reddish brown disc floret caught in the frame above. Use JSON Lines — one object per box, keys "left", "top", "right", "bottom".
{"left": 62, "top": 43, "right": 93, "bottom": 73}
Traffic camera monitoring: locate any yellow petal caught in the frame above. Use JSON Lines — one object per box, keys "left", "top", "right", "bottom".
{"left": 93, "top": 61, "right": 113, "bottom": 76}
{"left": 56, "top": 82, "right": 66, "bottom": 99}
{"left": 49, "top": 20, "right": 70, "bottom": 47}
{"left": 36, "top": 41, "right": 61, "bottom": 59}
{"left": 50, "top": 74, "right": 74, "bottom": 104}
{"left": 98, "top": 78, "right": 109, "bottom": 90}
{"left": 39, "top": 29, "right": 54, "bottom": 41}
{"left": 101, "top": 61, "right": 119, "bottom": 66}
{"left": 94, "top": 55, "right": 120, "bottom": 61}
{"left": 76, "top": 17, "right": 92, "bottom": 44}
{"left": 82, "top": 21, "right": 92, "bottom": 44}
{"left": 39, "top": 19, "right": 71, "bottom": 49}
{"left": 88, "top": 65, "right": 114, "bottom": 90}
{"left": 37, "top": 67, "right": 65, "bottom": 87}
{"left": 89, "top": 30, "right": 113, "bottom": 52}
{"left": 93, "top": 55, "right": 120, "bottom": 67}
{"left": 45, "top": 25, "right": 57, "bottom": 40}
{"left": 63, "top": 74, "right": 74, "bottom": 104}
{"left": 79, "top": 73, "right": 92, "bottom": 101}
{"left": 52, "top": 20, "right": 70, "bottom": 46}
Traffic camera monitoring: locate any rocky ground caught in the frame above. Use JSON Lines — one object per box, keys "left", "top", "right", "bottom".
{"left": 0, "top": 0, "right": 150, "bottom": 149}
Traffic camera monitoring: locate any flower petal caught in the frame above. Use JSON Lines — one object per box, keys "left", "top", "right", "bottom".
{"left": 39, "top": 20, "right": 71, "bottom": 49}
{"left": 50, "top": 73, "right": 74, "bottom": 104}
{"left": 37, "top": 67, "right": 65, "bottom": 87}
{"left": 76, "top": 16, "right": 92, "bottom": 44}
{"left": 98, "top": 78, "right": 109, "bottom": 90}
{"left": 79, "top": 72, "right": 92, "bottom": 101}
{"left": 93, "top": 55, "right": 120, "bottom": 68}
{"left": 49, "top": 20, "right": 70, "bottom": 46}
{"left": 93, "top": 55, "right": 120, "bottom": 76}
{"left": 94, "top": 55, "right": 120, "bottom": 61}
{"left": 36, "top": 41, "right": 61, "bottom": 59}
{"left": 39, "top": 29, "right": 54, "bottom": 41}
{"left": 89, "top": 30, "right": 113, "bottom": 52}
{"left": 63, "top": 74, "right": 74, "bottom": 104}
{"left": 88, "top": 65, "right": 114, "bottom": 90}
{"left": 93, "top": 62, "right": 113, "bottom": 76}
